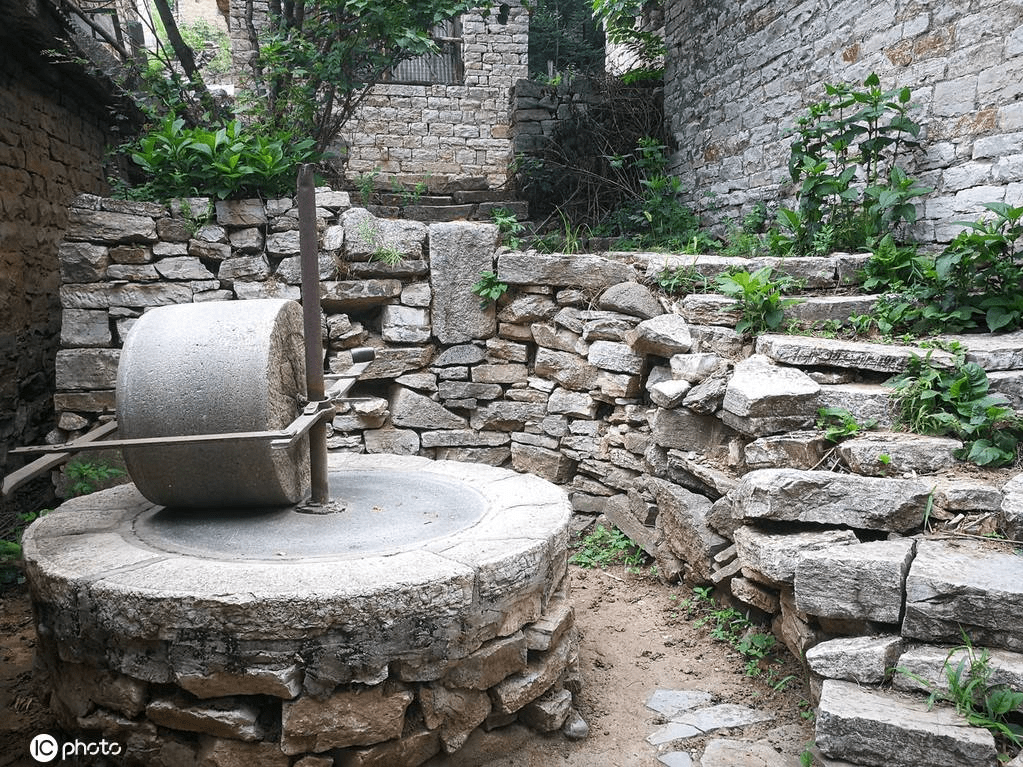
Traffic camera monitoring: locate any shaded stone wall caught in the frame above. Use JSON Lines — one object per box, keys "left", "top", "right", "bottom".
{"left": 663, "top": 0, "right": 1023, "bottom": 241}
{"left": 0, "top": 41, "right": 112, "bottom": 492}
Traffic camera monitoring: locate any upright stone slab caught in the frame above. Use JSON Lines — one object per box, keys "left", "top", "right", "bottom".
{"left": 650, "top": 479, "right": 728, "bottom": 583}
{"left": 429, "top": 222, "right": 498, "bottom": 343}
{"left": 795, "top": 539, "right": 916, "bottom": 623}
{"left": 756, "top": 334, "right": 956, "bottom": 373}
{"left": 904, "top": 539, "right": 1023, "bottom": 652}
{"left": 1000, "top": 474, "right": 1023, "bottom": 541}
{"left": 816, "top": 679, "right": 996, "bottom": 767}
{"left": 732, "top": 469, "right": 930, "bottom": 532}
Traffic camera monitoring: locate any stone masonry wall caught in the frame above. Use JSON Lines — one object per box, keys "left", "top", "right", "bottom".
{"left": 343, "top": 5, "right": 529, "bottom": 188}
{"left": 0, "top": 44, "right": 112, "bottom": 495}
{"left": 230, "top": 2, "right": 529, "bottom": 189}
{"left": 55, "top": 196, "right": 1023, "bottom": 763}
{"left": 663, "top": 0, "right": 1023, "bottom": 242}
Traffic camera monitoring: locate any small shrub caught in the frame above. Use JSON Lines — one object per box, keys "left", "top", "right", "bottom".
{"left": 714, "top": 267, "right": 802, "bottom": 335}
{"left": 816, "top": 406, "right": 876, "bottom": 442}
{"left": 124, "top": 115, "right": 317, "bottom": 200}
{"left": 66, "top": 460, "right": 125, "bottom": 497}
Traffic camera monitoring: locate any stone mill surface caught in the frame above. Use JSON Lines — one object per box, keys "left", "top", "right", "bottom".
{"left": 22, "top": 452, "right": 580, "bottom": 765}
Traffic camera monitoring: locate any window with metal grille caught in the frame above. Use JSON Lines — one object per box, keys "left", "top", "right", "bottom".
{"left": 384, "top": 18, "right": 463, "bottom": 85}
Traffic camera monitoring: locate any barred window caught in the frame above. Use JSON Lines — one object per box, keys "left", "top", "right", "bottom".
{"left": 385, "top": 18, "right": 463, "bottom": 85}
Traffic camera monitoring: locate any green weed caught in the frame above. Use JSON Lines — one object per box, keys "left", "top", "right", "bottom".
{"left": 715, "top": 267, "right": 801, "bottom": 335}
{"left": 816, "top": 406, "right": 876, "bottom": 442}
{"left": 569, "top": 524, "right": 647, "bottom": 569}
{"left": 66, "top": 459, "right": 125, "bottom": 498}
{"left": 471, "top": 270, "right": 509, "bottom": 307}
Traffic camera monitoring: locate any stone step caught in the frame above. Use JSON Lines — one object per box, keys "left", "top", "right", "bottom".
{"left": 682, "top": 293, "right": 879, "bottom": 327}
{"left": 645, "top": 252, "right": 870, "bottom": 290}
{"left": 893, "top": 642, "right": 1023, "bottom": 712}
{"left": 816, "top": 679, "right": 997, "bottom": 767}
{"left": 904, "top": 538, "right": 1023, "bottom": 653}
{"left": 756, "top": 333, "right": 958, "bottom": 373}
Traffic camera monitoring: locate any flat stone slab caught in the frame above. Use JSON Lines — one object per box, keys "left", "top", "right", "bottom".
{"left": 806, "top": 635, "right": 903, "bottom": 685}
{"left": 646, "top": 689, "right": 714, "bottom": 718}
{"left": 836, "top": 433, "right": 962, "bottom": 476}
{"left": 903, "top": 539, "right": 1023, "bottom": 652}
{"left": 700, "top": 738, "right": 804, "bottom": 767}
{"left": 942, "top": 330, "right": 1023, "bottom": 371}
{"left": 733, "top": 526, "right": 859, "bottom": 586}
{"left": 756, "top": 334, "right": 956, "bottom": 373}
{"left": 22, "top": 454, "right": 572, "bottom": 683}
{"left": 647, "top": 703, "right": 773, "bottom": 746}
{"left": 795, "top": 539, "right": 916, "bottom": 622}
{"left": 816, "top": 679, "right": 997, "bottom": 767}
{"left": 733, "top": 469, "right": 931, "bottom": 532}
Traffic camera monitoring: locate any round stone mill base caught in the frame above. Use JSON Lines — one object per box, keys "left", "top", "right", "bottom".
{"left": 23, "top": 454, "right": 580, "bottom": 766}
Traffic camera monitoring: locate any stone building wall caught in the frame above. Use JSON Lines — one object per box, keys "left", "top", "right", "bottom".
{"left": 0, "top": 40, "right": 113, "bottom": 494}
{"left": 229, "top": 2, "right": 529, "bottom": 189}
{"left": 342, "top": 5, "right": 529, "bottom": 188}
{"left": 663, "top": 0, "right": 1023, "bottom": 242}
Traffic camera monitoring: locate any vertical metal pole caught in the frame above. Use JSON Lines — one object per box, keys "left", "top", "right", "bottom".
{"left": 297, "top": 164, "right": 329, "bottom": 505}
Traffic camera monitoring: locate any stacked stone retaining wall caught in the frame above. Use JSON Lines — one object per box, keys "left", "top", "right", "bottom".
{"left": 55, "top": 195, "right": 1023, "bottom": 765}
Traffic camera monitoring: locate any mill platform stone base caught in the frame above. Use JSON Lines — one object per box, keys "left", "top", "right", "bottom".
{"left": 22, "top": 453, "right": 580, "bottom": 766}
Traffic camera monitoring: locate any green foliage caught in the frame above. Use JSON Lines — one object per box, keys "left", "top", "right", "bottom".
{"left": 773, "top": 73, "right": 929, "bottom": 256}
{"left": 865, "top": 204, "right": 1023, "bottom": 335}
{"left": 370, "top": 247, "right": 405, "bottom": 266}
{"left": 898, "top": 636, "right": 1023, "bottom": 750}
{"left": 591, "top": 0, "right": 665, "bottom": 75}
{"left": 244, "top": 0, "right": 488, "bottom": 154}
{"left": 177, "top": 19, "right": 233, "bottom": 79}
{"left": 1, "top": 509, "right": 50, "bottom": 586}
{"left": 692, "top": 599, "right": 779, "bottom": 679}
{"left": 125, "top": 115, "right": 317, "bottom": 200}
{"left": 491, "top": 208, "right": 526, "bottom": 250}
{"left": 718, "top": 203, "right": 771, "bottom": 258}
{"left": 888, "top": 348, "right": 1023, "bottom": 467}
{"left": 816, "top": 406, "right": 876, "bottom": 442}
{"left": 593, "top": 137, "right": 713, "bottom": 251}
{"left": 66, "top": 460, "right": 125, "bottom": 498}
{"left": 355, "top": 168, "right": 380, "bottom": 205}
{"left": 526, "top": 0, "right": 604, "bottom": 79}
{"left": 655, "top": 264, "right": 711, "bottom": 296}
{"left": 714, "top": 267, "right": 801, "bottom": 335}
{"left": 569, "top": 524, "right": 647, "bottom": 569}
{"left": 471, "top": 270, "right": 509, "bottom": 306}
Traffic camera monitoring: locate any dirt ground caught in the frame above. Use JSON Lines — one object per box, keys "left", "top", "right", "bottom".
{"left": 0, "top": 563, "right": 813, "bottom": 767}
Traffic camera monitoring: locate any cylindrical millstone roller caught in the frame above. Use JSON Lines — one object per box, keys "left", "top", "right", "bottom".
{"left": 116, "top": 299, "right": 310, "bottom": 508}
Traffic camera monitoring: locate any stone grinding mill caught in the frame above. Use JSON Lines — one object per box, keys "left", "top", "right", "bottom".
{"left": 6, "top": 168, "right": 584, "bottom": 765}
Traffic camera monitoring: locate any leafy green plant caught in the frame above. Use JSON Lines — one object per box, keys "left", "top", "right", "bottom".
{"left": 888, "top": 349, "right": 1023, "bottom": 467}
{"left": 125, "top": 115, "right": 317, "bottom": 200}
{"left": 491, "top": 208, "right": 526, "bottom": 251}
{"left": 774, "top": 73, "right": 929, "bottom": 256}
{"left": 715, "top": 267, "right": 802, "bottom": 335}
{"left": 66, "top": 460, "right": 125, "bottom": 497}
{"left": 569, "top": 524, "right": 647, "bottom": 569}
{"left": 370, "top": 247, "right": 405, "bottom": 267}
{"left": 471, "top": 270, "right": 509, "bottom": 306}
{"left": 816, "top": 406, "right": 876, "bottom": 442}
{"left": 898, "top": 635, "right": 1023, "bottom": 750}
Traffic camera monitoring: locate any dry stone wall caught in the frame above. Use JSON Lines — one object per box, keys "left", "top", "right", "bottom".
{"left": 0, "top": 40, "right": 115, "bottom": 504}
{"left": 663, "top": 0, "right": 1023, "bottom": 242}
{"left": 57, "top": 196, "right": 1023, "bottom": 765}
